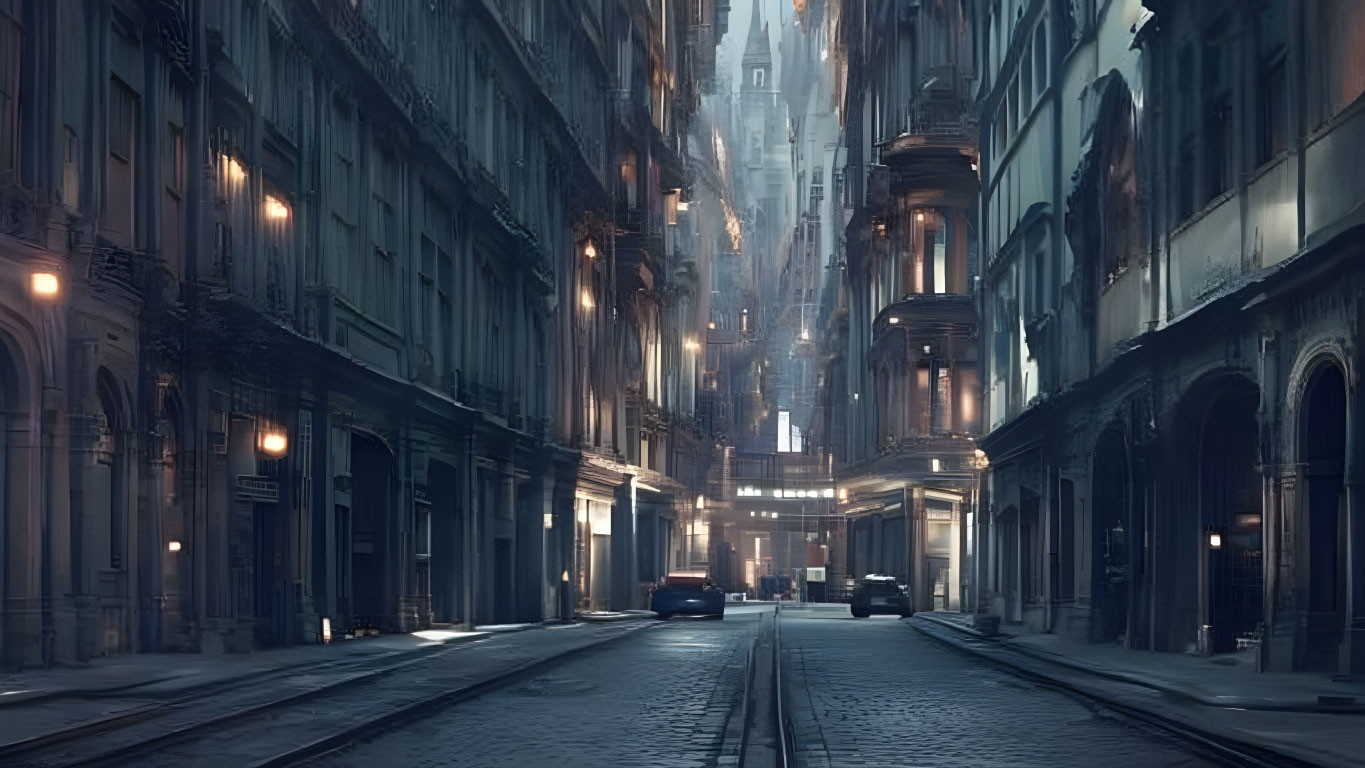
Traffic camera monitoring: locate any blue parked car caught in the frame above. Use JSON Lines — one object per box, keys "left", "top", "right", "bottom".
{"left": 650, "top": 572, "right": 725, "bottom": 620}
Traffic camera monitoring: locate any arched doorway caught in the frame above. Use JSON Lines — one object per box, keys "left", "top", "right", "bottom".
{"left": 1092, "top": 426, "right": 1130, "bottom": 644}
{"left": 0, "top": 334, "right": 28, "bottom": 668}
{"left": 428, "top": 458, "right": 464, "bottom": 625}
{"left": 1302, "top": 363, "right": 1346, "bottom": 671}
{"left": 351, "top": 431, "right": 396, "bottom": 632}
{"left": 1199, "top": 384, "right": 1262, "bottom": 654}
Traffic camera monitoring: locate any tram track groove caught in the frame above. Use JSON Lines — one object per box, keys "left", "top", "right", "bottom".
{"left": 5, "top": 621, "right": 654, "bottom": 768}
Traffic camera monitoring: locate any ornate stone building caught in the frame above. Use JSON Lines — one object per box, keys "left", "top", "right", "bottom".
{"left": 0, "top": 0, "right": 722, "bottom": 667}
{"left": 822, "top": 0, "right": 982, "bottom": 612}
{"left": 976, "top": 0, "right": 1365, "bottom": 675}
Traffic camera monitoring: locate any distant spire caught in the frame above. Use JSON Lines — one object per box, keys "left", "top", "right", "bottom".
{"left": 743, "top": 0, "right": 771, "bottom": 67}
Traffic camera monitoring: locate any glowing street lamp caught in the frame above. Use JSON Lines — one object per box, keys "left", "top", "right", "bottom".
{"left": 260, "top": 431, "right": 288, "bottom": 456}
{"left": 584, "top": 241, "right": 597, "bottom": 259}
{"left": 30, "top": 272, "right": 60, "bottom": 298}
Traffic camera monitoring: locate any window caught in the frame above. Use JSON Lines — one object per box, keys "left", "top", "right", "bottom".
{"left": 0, "top": 0, "right": 18, "bottom": 173}
{"left": 1312, "top": 0, "right": 1365, "bottom": 125}
{"left": 106, "top": 78, "right": 139, "bottom": 246}
{"left": 754, "top": 68, "right": 765, "bottom": 88}
{"left": 1020, "top": 44, "right": 1033, "bottom": 111}
{"left": 1257, "top": 4, "right": 1288, "bottom": 165}
{"left": 1174, "top": 43, "right": 1196, "bottom": 222}
{"left": 1202, "top": 26, "right": 1234, "bottom": 201}
{"left": 1034, "top": 23, "right": 1047, "bottom": 94}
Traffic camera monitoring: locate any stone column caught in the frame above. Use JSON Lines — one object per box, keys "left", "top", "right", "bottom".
{"left": 459, "top": 432, "right": 477, "bottom": 631}
{"left": 1344, "top": 342, "right": 1365, "bottom": 674}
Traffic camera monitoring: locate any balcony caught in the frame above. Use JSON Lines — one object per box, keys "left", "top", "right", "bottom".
{"left": 873, "top": 293, "right": 975, "bottom": 341}
{"left": 236, "top": 475, "right": 281, "bottom": 502}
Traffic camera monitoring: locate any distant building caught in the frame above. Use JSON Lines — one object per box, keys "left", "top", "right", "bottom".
{"left": 824, "top": 0, "right": 982, "bottom": 613}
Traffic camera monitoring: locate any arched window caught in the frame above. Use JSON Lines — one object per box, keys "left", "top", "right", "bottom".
{"left": 1100, "top": 102, "right": 1139, "bottom": 287}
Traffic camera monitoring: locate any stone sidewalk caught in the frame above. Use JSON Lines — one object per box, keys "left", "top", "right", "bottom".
{"left": 911, "top": 611, "right": 1365, "bottom": 767}
{"left": 0, "top": 618, "right": 620, "bottom": 709}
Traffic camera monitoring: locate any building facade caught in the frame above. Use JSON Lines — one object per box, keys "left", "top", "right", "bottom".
{"left": 0, "top": 0, "right": 722, "bottom": 668}
{"left": 976, "top": 0, "right": 1365, "bottom": 675}
{"left": 823, "top": 0, "right": 982, "bottom": 612}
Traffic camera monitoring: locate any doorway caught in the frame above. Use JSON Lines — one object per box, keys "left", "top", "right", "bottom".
{"left": 1302, "top": 364, "right": 1346, "bottom": 671}
{"left": 1200, "top": 385, "right": 1263, "bottom": 654}
{"left": 351, "top": 432, "right": 395, "bottom": 631}
{"left": 1092, "top": 427, "right": 1130, "bottom": 644}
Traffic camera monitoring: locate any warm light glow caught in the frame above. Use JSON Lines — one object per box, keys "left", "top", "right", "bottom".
{"left": 888, "top": 317, "right": 899, "bottom": 324}
{"left": 801, "top": 329, "right": 810, "bottom": 341}
{"left": 684, "top": 339, "right": 701, "bottom": 351}
{"left": 223, "top": 155, "right": 246, "bottom": 182}
{"left": 931, "top": 458, "right": 942, "bottom": 472}
{"left": 1208, "top": 532, "right": 1222, "bottom": 550}
{"left": 562, "top": 569, "right": 571, "bottom": 582}
{"left": 723, "top": 199, "right": 743, "bottom": 251}
{"left": 584, "top": 241, "right": 597, "bottom": 259}
{"left": 167, "top": 541, "right": 182, "bottom": 553}
{"left": 916, "top": 212, "right": 925, "bottom": 222}
{"left": 30, "top": 272, "right": 59, "bottom": 297}
{"left": 261, "top": 432, "right": 288, "bottom": 456}
{"left": 696, "top": 495, "right": 705, "bottom": 509}
{"left": 838, "top": 488, "right": 848, "bottom": 502}
{"left": 265, "top": 196, "right": 290, "bottom": 219}
{"left": 543, "top": 513, "right": 554, "bottom": 529}
{"left": 708, "top": 321, "right": 716, "bottom": 330}
{"left": 322, "top": 617, "right": 332, "bottom": 643}
{"left": 581, "top": 290, "right": 595, "bottom": 310}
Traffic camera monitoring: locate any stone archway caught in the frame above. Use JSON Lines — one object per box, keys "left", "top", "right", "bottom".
{"left": 1198, "top": 381, "right": 1262, "bottom": 654}
{"left": 1091, "top": 426, "right": 1130, "bottom": 645}
{"left": 0, "top": 330, "right": 33, "bottom": 668}
{"left": 351, "top": 431, "right": 397, "bottom": 632}
{"left": 1300, "top": 362, "right": 1346, "bottom": 671}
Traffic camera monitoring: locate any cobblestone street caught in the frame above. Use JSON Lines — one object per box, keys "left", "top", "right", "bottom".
{"left": 780, "top": 608, "right": 1213, "bottom": 768}
{"left": 312, "top": 607, "right": 767, "bottom": 768}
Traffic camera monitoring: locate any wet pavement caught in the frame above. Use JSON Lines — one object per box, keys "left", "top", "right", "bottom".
{"left": 780, "top": 607, "right": 1213, "bottom": 768}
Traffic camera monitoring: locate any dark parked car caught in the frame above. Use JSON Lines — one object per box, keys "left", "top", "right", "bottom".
{"left": 850, "top": 575, "right": 912, "bottom": 618}
{"left": 651, "top": 572, "right": 725, "bottom": 619}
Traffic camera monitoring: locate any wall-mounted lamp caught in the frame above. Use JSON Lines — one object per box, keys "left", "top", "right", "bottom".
{"left": 916, "top": 212, "right": 925, "bottom": 222}
{"left": 30, "top": 272, "right": 60, "bottom": 298}
{"left": 1208, "top": 530, "right": 1222, "bottom": 550}
{"left": 167, "top": 540, "right": 182, "bottom": 553}
{"left": 888, "top": 317, "right": 899, "bottom": 324}
{"left": 265, "top": 196, "right": 290, "bottom": 219}
{"left": 260, "top": 431, "right": 288, "bottom": 456}
{"left": 708, "top": 321, "right": 717, "bottom": 329}
{"left": 584, "top": 241, "right": 597, "bottom": 259}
